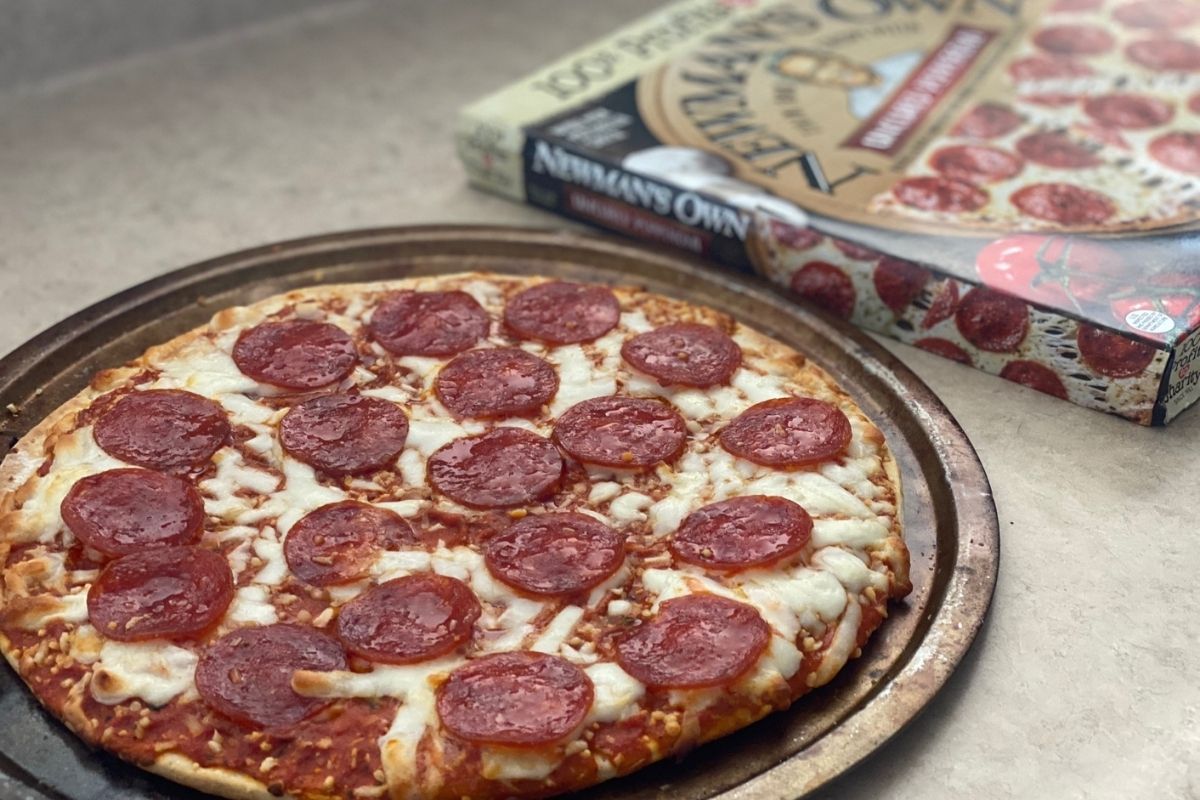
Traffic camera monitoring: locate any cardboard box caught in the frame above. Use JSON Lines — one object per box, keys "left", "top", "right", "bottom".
{"left": 457, "top": 0, "right": 1200, "bottom": 425}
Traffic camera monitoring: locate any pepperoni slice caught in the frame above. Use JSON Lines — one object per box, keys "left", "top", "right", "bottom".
{"left": 1010, "top": 183, "right": 1116, "bottom": 226}
{"left": 922, "top": 281, "right": 960, "bottom": 330}
{"left": 892, "top": 176, "right": 988, "bottom": 213}
{"left": 1114, "top": 0, "right": 1200, "bottom": 29}
{"left": 874, "top": 257, "right": 931, "bottom": 314}
{"left": 1083, "top": 94, "right": 1175, "bottom": 129}
{"left": 1007, "top": 55, "right": 1094, "bottom": 82}
{"left": 1149, "top": 132, "right": 1200, "bottom": 174}
{"left": 914, "top": 337, "right": 972, "bottom": 364}
{"left": 771, "top": 219, "right": 823, "bottom": 251}
{"left": 429, "top": 428, "right": 563, "bottom": 508}
{"left": 553, "top": 396, "right": 687, "bottom": 470}
{"left": 232, "top": 320, "right": 357, "bottom": 390}
{"left": 61, "top": 468, "right": 203, "bottom": 557}
{"left": 789, "top": 262, "right": 856, "bottom": 319}
{"left": 1077, "top": 324, "right": 1158, "bottom": 378}
{"left": 621, "top": 323, "right": 742, "bottom": 387}
{"left": 435, "top": 348, "right": 558, "bottom": 419}
{"left": 1127, "top": 39, "right": 1200, "bottom": 72}
{"left": 999, "top": 361, "right": 1068, "bottom": 400}
{"left": 93, "top": 390, "right": 230, "bottom": 471}
{"left": 437, "top": 652, "right": 593, "bottom": 745}
{"left": 929, "top": 145, "right": 1023, "bottom": 185}
{"left": 368, "top": 291, "right": 489, "bottom": 357}
{"left": 504, "top": 282, "right": 621, "bottom": 344}
{"left": 1033, "top": 25, "right": 1115, "bottom": 56}
{"left": 832, "top": 240, "right": 880, "bottom": 261}
{"left": 196, "top": 624, "right": 346, "bottom": 730}
{"left": 484, "top": 513, "right": 624, "bottom": 596}
{"left": 671, "top": 496, "right": 812, "bottom": 571}
{"left": 335, "top": 574, "right": 480, "bottom": 664}
{"left": 1015, "top": 132, "right": 1100, "bottom": 169}
{"left": 616, "top": 594, "right": 770, "bottom": 689}
{"left": 284, "top": 501, "right": 418, "bottom": 586}
{"left": 279, "top": 394, "right": 409, "bottom": 476}
{"left": 954, "top": 288, "right": 1029, "bottom": 353}
{"left": 719, "top": 397, "right": 851, "bottom": 467}
{"left": 87, "top": 546, "right": 233, "bottom": 641}
{"left": 951, "top": 103, "right": 1024, "bottom": 139}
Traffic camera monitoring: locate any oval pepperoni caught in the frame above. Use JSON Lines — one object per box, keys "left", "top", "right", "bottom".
{"left": 922, "top": 281, "right": 960, "bottom": 330}
{"left": 621, "top": 323, "right": 742, "bottom": 387}
{"left": 553, "top": 396, "right": 687, "bottom": 470}
{"left": 955, "top": 288, "right": 1029, "bottom": 353}
{"left": 929, "top": 145, "right": 1023, "bottom": 185}
{"left": 1077, "top": 324, "right": 1158, "bottom": 378}
{"left": 1114, "top": 0, "right": 1200, "bottom": 29}
{"left": 368, "top": 291, "right": 489, "bottom": 357}
{"left": 61, "top": 468, "right": 203, "bottom": 557}
{"left": 232, "top": 320, "right": 357, "bottom": 390}
{"left": 771, "top": 220, "right": 823, "bottom": 251}
{"left": 505, "top": 282, "right": 621, "bottom": 344}
{"left": 88, "top": 546, "right": 232, "bottom": 641}
{"left": 789, "top": 262, "right": 856, "bottom": 319}
{"left": 915, "top": 337, "right": 972, "bottom": 364}
{"left": 335, "top": 574, "right": 480, "bottom": 664}
{"left": 196, "top": 624, "right": 346, "bottom": 730}
{"left": 1007, "top": 55, "right": 1094, "bottom": 82}
{"left": 719, "top": 397, "right": 851, "bottom": 467}
{"left": 671, "top": 496, "right": 812, "bottom": 572}
{"left": 999, "top": 361, "right": 1068, "bottom": 400}
{"left": 437, "top": 652, "right": 593, "bottom": 745}
{"left": 1010, "top": 183, "right": 1116, "bottom": 226}
{"left": 1149, "top": 132, "right": 1200, "bottom": 174}
{"left": 435, "top": 348, "right": 558, "bottom": 419}
{"left": 284, "top": 501, "right": 418, "bottom": 586}
{"left": 484, "top": 513, "right": 624, "bottom": 596}
{"left": 833, "top": 239, "right": 881, "bottom": 260}
{"left": 1033, "top": 25, "right": 1115, "bottom": 56}
{"left": 616, "top": 594, "right": 770, "bottom": 689}
{"left": 1015, "top": 132, "right": 1100, "bottom": 169}
{"left": 429, "top": 428, "right": 562, "bottom": 508}
{"left": 1127, "top": 39, "right": 1200, "bottom": 72}
{"left": 952, "top": 103, "right": 1024, "bottom": 140}
{"left": 874, "top": 257, "right": 931, "bottom": 314}
{"left": 1084, "top": 94, "right": 1175, "bottom": 129}
{"left": 279, "top": 394, "right": 408, "bottom": 476}
{"left": 93, "top": 390, "right": 230, "bottom": 471}
{"left": 892, "top": 176, "right": 988, "bottom": 213}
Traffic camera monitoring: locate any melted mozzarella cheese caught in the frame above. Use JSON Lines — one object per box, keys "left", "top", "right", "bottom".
{"left": 226, "top": 585, "right": 278, "bottom": 625}
{"left": 480, "top": 747, "right": 562, "bottom": 782}
{"left": 547, "top": 345, "right": 616, "bottom": 416}
{"left": 531, "top": 606, "right": 584, "bottom": 654}
{"left": 251, "top": 528, "right": 288, "bottom": 586}
{"left": 585, "top": 662, "right": 645, "bottom": 723}
{"left": 405, "top": 418, "right": 476, "bottom": 456}
{"left": 147, "top": 343, "right": 260, "bottom": 397}
{"left": 734, "top": 567, "right": 848, "bottom": 640}
{"left": 90, "top": 640, "right": 198, "bottom": 706}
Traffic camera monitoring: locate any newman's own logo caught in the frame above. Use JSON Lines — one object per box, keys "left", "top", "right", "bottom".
{"left": 530, "top": 140, "right": 751, "bottom": 240}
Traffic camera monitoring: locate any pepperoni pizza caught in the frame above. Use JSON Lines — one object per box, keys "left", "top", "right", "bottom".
{"left": 872, "top": 0, "right": 1200, "bottom": 233}
{"left": 0, "top": 273, "right": 909, "bottom": 800}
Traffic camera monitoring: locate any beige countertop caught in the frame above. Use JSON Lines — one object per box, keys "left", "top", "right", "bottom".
{"left": 0, "top": 2, "right": 1196, "bottom": 798}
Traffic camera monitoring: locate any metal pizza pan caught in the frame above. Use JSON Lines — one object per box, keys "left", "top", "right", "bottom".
{"left": 0, "top": 226, "right": 999, "bottom": 800}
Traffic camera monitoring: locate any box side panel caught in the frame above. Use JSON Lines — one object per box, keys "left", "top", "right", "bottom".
{"left": 1163, "top": 332, "right": 1200, "bottom": 424}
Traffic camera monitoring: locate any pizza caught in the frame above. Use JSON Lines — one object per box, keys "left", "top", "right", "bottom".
{"left": 870, "top": 0, "right": 1200, "bottom": 232}
{"left": 0, "top": 272, "right": 909, "bottom": 800}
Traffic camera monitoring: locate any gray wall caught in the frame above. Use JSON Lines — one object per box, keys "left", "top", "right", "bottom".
{"left": 0, "top": 0, "right": 348, "bottom": 91}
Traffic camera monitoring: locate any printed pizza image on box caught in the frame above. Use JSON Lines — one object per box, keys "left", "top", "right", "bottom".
{"left": 458, "top": 0, "right": 1200, "bottom": 425}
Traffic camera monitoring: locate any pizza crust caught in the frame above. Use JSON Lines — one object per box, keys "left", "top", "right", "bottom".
{"left": 0, "top": 271, "right": 908, "bottom": 800}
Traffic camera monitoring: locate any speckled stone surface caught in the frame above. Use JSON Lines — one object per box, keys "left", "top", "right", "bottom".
{"left": 0, "top": 2, "right": 1197, "bottom": 799}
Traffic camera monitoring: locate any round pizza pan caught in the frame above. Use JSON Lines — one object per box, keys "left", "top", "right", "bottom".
{"left": 0, "top": 226, "right": 999, "bottom": 800}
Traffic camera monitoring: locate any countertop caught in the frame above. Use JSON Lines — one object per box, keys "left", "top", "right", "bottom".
{"left": 0, "top": 2, "right": 1196, "bottom": 799}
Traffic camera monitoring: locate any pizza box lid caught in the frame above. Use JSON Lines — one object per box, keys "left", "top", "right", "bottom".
{"left": 456, "top": 0, "right": 1200, "bottom": 425}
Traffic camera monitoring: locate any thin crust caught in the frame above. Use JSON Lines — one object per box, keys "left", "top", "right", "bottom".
{"left": 0, "top": 271, "right": 908, "bottom": 800}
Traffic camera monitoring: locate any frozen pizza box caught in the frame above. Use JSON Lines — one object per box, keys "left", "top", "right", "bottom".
{"left": 457, "top": 0, "right": 1200, "bottom": 425}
